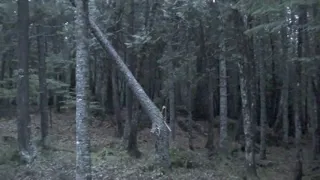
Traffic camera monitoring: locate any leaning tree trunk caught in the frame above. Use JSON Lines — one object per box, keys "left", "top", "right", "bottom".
{"left": 69, "top": 0, "right": 171, "bottom": 168}
{"left": 17, "top": 0, "right": 34, "bottom": 163}
{"left": 75, "top": 0, "right": 92, "bottom": 179}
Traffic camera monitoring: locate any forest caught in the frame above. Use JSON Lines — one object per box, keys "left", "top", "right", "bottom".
{"left": 0, "top": 0, "right": 319, "bottom": 179}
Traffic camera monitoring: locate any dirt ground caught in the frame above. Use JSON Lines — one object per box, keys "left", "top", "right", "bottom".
{"left": 0, "top": 111, "right": 319, "bottom": 180}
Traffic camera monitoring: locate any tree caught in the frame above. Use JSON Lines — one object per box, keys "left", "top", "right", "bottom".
{"left": 233, "top": 8, "right": 258, "bottom": 179}
{"left": 111, "top": 0, "right": 125, "bottom": 137}
{"left": 217, "top": 0, "right": 228, "bottom": 153}
{"left": 122, "top": 0, "right": 141, "bottom": 157}
{"left": 75, "top": 0, "right": 92, "bottom": 179}
{"left": 16, "top": 0, "right": 34, "bottom": 163}
{"left": 35, "top": 1, "right": 49, "bottom": 146}
{"left": 258, "top": 36, "right": 267, "bottom": 160}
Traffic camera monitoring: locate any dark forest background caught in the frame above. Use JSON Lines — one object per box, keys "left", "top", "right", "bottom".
{"left": 0, "top": 0, "right": 320, "bottom": 180}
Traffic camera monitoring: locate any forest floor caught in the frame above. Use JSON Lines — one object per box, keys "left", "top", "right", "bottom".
{"left": 0, "top": 110, "right": 319, "bottom": 180}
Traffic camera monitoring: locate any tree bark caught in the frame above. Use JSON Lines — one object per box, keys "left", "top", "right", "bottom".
{"left": 75, "top": 0, "right": 92, "bottom": 179}
{"left": 168, "top": 60, "right": 176, "bottom": 141}
{"left": 259, "top": 38, "right": 267, "bottom": 160}
{"left": 111, "top": 0, "right": 124, "bottom": 137}
{"left": 238, "top": 56, "right": 258, "bottom": 180}
{"left": 234, "top": 9, "right": 258, "bottom": 179}
{"left": 206, "top": 68, "right": 215, "bottom": 156}
{"left": 280, "top": 16, "right": 289, "bottom": 146}
{"left": 17, "top": 0, "right": 34, "bottom": 163}
{"left": 111, "top": 63, "right": 123, "bottom": 137}
{"left": 218, "top": 1, "right": 228, "bottom": 153}
{"left": 36, "top": 22, "right": 49, "bottom": 146}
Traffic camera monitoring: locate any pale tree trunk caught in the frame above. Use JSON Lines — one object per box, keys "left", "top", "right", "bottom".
{"left": 75, "top": 0, "right": 92, "bottom": 179}
{"left": 218, "top": 2, "right": 228, "bottom": 152}
{"left": 234, "top": 10, "right": 258, "bottom": 179}
{"left": 17, "top": 0, "right": 34, "bottom": 163}
{"left": 258, "top": 38, "right": 267, "bottom": 160}
{"left": 219, "top": 42, "right": 228, "bottom": 152}
{"left": 238, "top": 57, "right": 258, "bottom": 180}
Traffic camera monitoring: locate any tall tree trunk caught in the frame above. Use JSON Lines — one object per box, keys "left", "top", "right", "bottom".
{"left": 312, "top": 80, "right": 320, "bottom": 158}
{"left": 168, "top": 60, "right": 176, "bottom": 141}
{"left": 187, "top": 81, "right": 194, "bottom": 150}
{"left": 292, "top": 5, "right": 306, "bottom": 180}
{"left": 218, "top": 0, "right": 228, "bottom": 153}
{"left": 36, "top": 21, "right": 49, "bottom": 146}
{"left": 281, "top": 17, "right": 289, "bottom": 147}
{"left": 239, "top": 57, "right": 258, "bottom": 180}
{"left": 111, "top": 63, "right": 123, "bottom": 137}
{"left": 312, "top": 2, "right": 320, "bottom": 159}
{"left": 234, "top": 9, "right": 258, "bottom": 179}
{"left": 127, "top": 44, "right": 143, "bottom": 158}
{"left": 309, "top": 79, "right": 317, "bottom": 159}
{"left": 259, "top": 38, "right": 267, "bottom": 160}
{"left": 121, "top": 0, "right": 141, "bottom": 157}
{"left": 111, "top": 0, "right": 124, "bottom": 137}
{"left": 219, "top": 42, "right": 228, "bottom": 152}
{"left": 206, "top": 67, "right": 215, "bottom": 156}
{"left": 75, "top": 0, "right": 92, "bottom": 179}
{"left": 17, "top": 0, "right": 34, "bottom": 163}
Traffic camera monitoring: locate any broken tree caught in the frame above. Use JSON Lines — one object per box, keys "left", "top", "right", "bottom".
{"left": 69, "top": 0, "right": 171, "bottom": 168}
